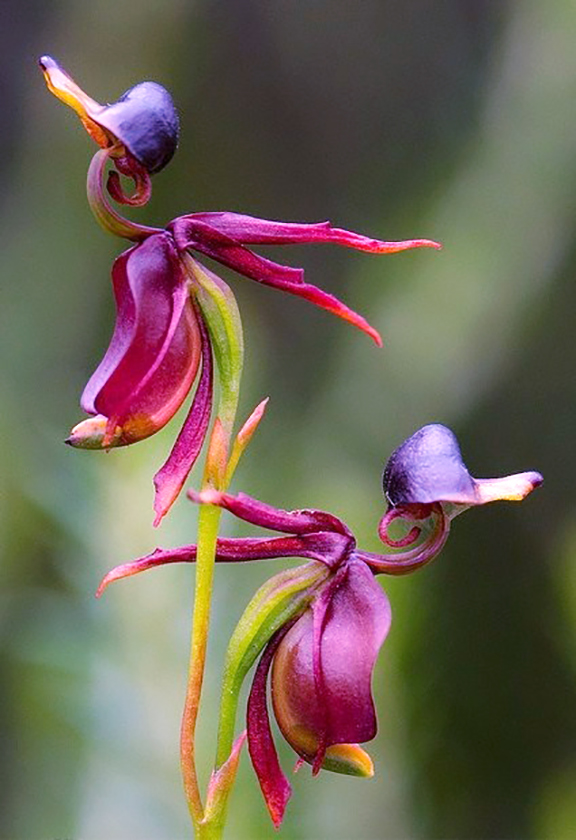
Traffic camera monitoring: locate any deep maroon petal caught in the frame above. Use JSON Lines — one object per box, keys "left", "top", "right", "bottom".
{"left": 171, "top": 217, "right": 304, "bottom": 283}
{"left": 271, "top": 558, "right": 391, "bottom": 767}
{"left": 153, "top": 311, "right": 213, "bottom": 524}
{"left": 172, "top": 211, "right": 440, "bottom": 252}
{"left": 247, "top": 627, "right": 293, "bottom": 829}
{"left": 96, "top": 533, "right": 350, "bottom": 596}
{"left": 81, "top": 245, "right": 137, "bottom": 415}
{"left": 318, "top": 558, "right": 391, "bottom": 743}
{"left": 170, "top": 217, "right": 382, "bottom": 345}
{"left": 82, "top": 233, "right": 201, "bottom": 443}
{"left": 189, "top": 489, "right": 353, "bottom": 538}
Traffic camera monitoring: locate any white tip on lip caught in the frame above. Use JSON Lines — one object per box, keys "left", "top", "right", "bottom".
{"left": 474, "top": 471, "right": 543, "bottom": 504}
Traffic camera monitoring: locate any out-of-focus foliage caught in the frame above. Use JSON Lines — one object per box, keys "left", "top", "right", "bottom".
{"left": 1, "top": 1, "right": 575, "bottom": 838}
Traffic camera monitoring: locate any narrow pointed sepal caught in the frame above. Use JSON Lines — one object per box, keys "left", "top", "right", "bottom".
{"left": 153, "top": 312, "right": 213, "bottom": 526}
{"left": 202, "top": 732, "right": 247, "bottom": 830}
{"left": 171, "top": 214, "right": 441, "bottom": 347}
{"left": 225, "top": 398, "right": 269, "bottom": 484}
{"left": 247, "top": 627, "right": 294, "bottom": 829}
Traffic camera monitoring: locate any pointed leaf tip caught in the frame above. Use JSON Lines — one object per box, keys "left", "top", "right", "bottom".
{"left": 237, "top": 397, "right": 269, "bottom": 446}
{"left": 204, "top": 732, "right": 247, "bottom": 825}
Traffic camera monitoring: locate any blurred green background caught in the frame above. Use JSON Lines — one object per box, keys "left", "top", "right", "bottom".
{"left": 1, "top": 1, "right": 576, "bottom": 838}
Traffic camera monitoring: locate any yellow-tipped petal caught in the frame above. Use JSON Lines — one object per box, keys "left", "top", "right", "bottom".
{"left": 66, "top": 416, "right": 123, "bottom": 449}
{"left": 283, "top": 724, "right": 375, "bottom": 778}
{"left": 39, "top": 56, "right": 110, "bottom": 148}
{"left": 474, "top": 471, "right": 543, "bottom": 504}
{"left": 322, "top": 743, "right": 375, "bottom": 778}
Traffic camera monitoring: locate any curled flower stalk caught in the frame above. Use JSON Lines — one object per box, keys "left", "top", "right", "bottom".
{"left": 98, "top": 424, "right": 542, "bottom": 829}
{"left": 40, "top": 56, "right": 443, "bottom": 838}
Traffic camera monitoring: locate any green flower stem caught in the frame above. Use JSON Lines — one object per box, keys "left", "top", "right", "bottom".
{"left": 193, "top": 564, "right": 328, "bottom": 838}
{"left": 179, "top": 257, "right": 245, "bottom": 837}
{"left": 86, "top": 149, "right": 161, "bottom": 241}
{"left": 180, "top": 495, "right": 226, "bottom": 830}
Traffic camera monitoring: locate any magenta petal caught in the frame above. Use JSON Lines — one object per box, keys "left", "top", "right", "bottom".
{"left": 153, "top": 310, "right": 213, "bottom": 525}
{"left": 251, "top": 275, "right": 383, "bottom": 347}
{"left": 170, "top": 217, "right": 383, "bottom": 345}
{"left": 172, "top": 212, "right": 441, "bottom": 253}
{"left": 81, "top": 246, "right": 137, "bottom": 415}
{"left": 97, "top": 533, "right": 350, "bottom": 596}
{"left": 190, "top": 489, "right": 353, "bottom": 538}
{"left": 82, "top": 233, "right": 201, "bottom": 442}
{"left": 272, "top": 558, "right": 391, "bottom": 768}
{"left": 319, "top": 558, "right": 391, "bottom": 744}
{"left": 170, "top": 217, "right": 305, "bottom": 285}
{"left": 247, "top": 627, "right": 293, "bottom": 829}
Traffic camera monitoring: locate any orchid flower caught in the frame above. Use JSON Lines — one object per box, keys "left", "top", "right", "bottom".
{"left": 40, "top": 56, "right": 441, "bottom": 524}
{"left": 96, "top": 423, "right": 542, "bottom": 826}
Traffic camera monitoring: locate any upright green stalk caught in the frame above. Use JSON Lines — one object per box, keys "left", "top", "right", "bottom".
{"left": 178, "top": 257, "right": 244, "bottom": 837}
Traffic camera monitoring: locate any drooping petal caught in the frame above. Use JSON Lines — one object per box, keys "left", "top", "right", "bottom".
{"left": 271, "top": 558, "right": 391, "bottom": 769}
{"left": 383, "top": 423, "right": 543, "bottom": 511}
{"left": 247, "top": 626, "right": 294, "bottom": 829}
{"left": 170, "top": 217, "right": 384, "bottom": 345}
{"left": 81, "top": 233, "right": 201, "bottom": 446}
{"left": 153, "top": 309, "right": 213, "bottom": 525}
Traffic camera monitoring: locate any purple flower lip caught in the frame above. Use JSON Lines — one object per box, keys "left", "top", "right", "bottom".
{"left": 384, "top": 423, "right": 543, "bottom": 508}
{"left": 93, "top": 80, "right": 179, "bottom": 174}
{"left": 39, "top": 55, "right": 179, "bottom": 173}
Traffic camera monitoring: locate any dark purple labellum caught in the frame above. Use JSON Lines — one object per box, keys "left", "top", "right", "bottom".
{"left": 98, "top": 82, "right": 179, "bottom": 174}
{"left": 383, "top": 423, "right": 477, "bottom": 506}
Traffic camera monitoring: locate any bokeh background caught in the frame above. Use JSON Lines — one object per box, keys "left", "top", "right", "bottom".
{"left": 1, "top": 1, "right": 576, "bottom": 838}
